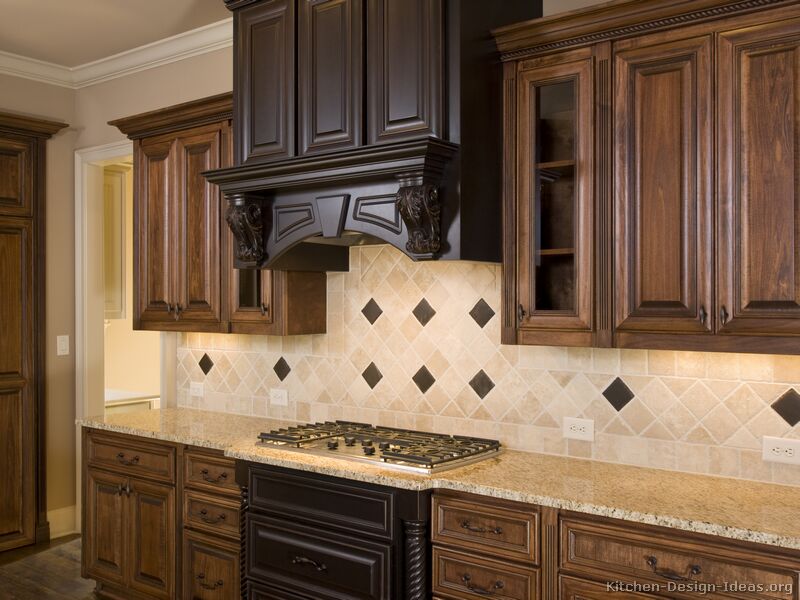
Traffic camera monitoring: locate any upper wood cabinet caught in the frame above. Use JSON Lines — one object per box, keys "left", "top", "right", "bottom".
{"left": 111, "top": 94, "right": 326, "bottom": 335}
{"left": 496, "top": 0, "right": 800, "bottom": 355}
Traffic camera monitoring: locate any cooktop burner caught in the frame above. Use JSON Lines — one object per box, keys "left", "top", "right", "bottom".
{"left": 257, "top": 421, "right": 501, "bottom": 473}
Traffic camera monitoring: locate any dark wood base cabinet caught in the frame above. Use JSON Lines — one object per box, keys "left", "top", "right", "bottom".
{"left": 237, "top": 462, "right": 431, "bottom": 600}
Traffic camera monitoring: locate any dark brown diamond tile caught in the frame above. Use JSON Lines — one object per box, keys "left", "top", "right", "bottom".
{"left": 469, "top": 298, "right": 496, "bottom": 328}
{"left": 273, "top": 357, "right": 291, "bottom": 382}
{"left": 469, "top": 370, "right": 495, "bottom": 399}
{"left": 412, "top": 366, "right": 436, "bottom": 394}
{"left": 361, "top": 298, "right": 383, "bottom": 325}
{"left": 362, "top": 362, "right": 383, "bottom": 389}
{"left": 772, "top": 389, "right": 800, "bottom": 427}
{"left": 412, "top": 298, "right": 436, "bottom": 326}
{"left": 603, "top": 377, "right": 634, "bottom": 411}
{"left": 198, "top": 353, "right": 214, "bottom": 375}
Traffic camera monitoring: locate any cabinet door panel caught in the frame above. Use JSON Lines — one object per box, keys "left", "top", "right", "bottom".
{"left": 517, "top": 58, "right": 594, "bottom": 335}
{"left": 615, "top": 36, "right": 713, "bottom": 334}
{"left": 0, "top": 136, "right": 33, "bottom": 217}
{"left": 299, "top": 0, "right": 363, "bottom": 154}
{"left": 237, "top": 0, "right": 295, "bottom": 164}
{"left": 183, "top": 530, "right": 240, "bottom": 600}
{"left": 128, "top": 479, "right": 176, "bottom": 599}
{"left": 0, "top": 218, "right": 32, "bottom": 382}
{"left": 560, "top": 576, "right": 658, "bottom": 599}
{"left": 136, "top": 139, "right": 174, "bottom": 325}
{"left": 367, "top": 0, "right": 443, "bottom": 144}
{"left": 174, "top": 126, "right": 223, "bottom": 325}
{"left": 226, "top": 223, "right": 275, "bottom": 325}
{"left": 84, "top": 469, "right": 127, "bottom": 585}
{"left": 719, "top": 19, "right": 800, "bottom": 335}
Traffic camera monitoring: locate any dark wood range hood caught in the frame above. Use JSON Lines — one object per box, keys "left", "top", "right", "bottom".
{"left": 204, "top": 0, "right": 541, "bottom": 271}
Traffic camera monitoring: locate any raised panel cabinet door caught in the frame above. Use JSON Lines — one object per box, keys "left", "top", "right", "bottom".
{"left": 173, "top": 125, "right": 224, "bottom": 326}
{"left": 299, "top": 0, "right": 363, "bottom": 154}
{"left": 0, "top": 135, "right": 33, "bottom": 217}
{"left": 516, "top": 57, "right": 594, "bottom": 337}
{"left": 367, "top": 0, "right": 443, "bottom": 144}
{"left": 228, "top": 253, "right": 275, "bottom": 326}
{"left": 718, "top": 18, "right": 800, "bottom": 335}
{"left": 83, "top": 469, "right": 127, "bottom": 586}
{"left": 236, "top": 0, "right": 295, "bottom": 164}
{"left": 183, "top": 530, "right": 240, "bottom": 600}
{"left": 135, "top": 138, "right": 175, "bottom": 326}
{"left": 127, "top": 478, "right": 176, "bottom": 599}
{"left": 0, "top": 217, "right": 32, "bottom": 385}
{"left": 614, "top": 36, "right": 713, "bottom": 334}
{"left": 0, "top": 386, "right": 34, "bottom": 552}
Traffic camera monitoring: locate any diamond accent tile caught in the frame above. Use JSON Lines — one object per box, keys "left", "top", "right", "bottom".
{"left": 362, "top": 362, "right": 383, "bottom": 389}
{"left": 412, "top": 298, "right": 436, "bottom": 326}
{"left": 413, "top": 366, "right": 436, "bottom": 394}
{"left": 469, "top": 298, "right": 495, "bottom": 328}
{"left": 198, "top": 353, "right": 214, "bottom": 375}
{"left": 603, "top": 377, "right": 635, "bottom": 411}
{"left": 361, "top": 298, "right": 383, "bottom": 325}
{"left": 772, "top": 389, "right": 800, "bottom": 426}
{"left": 273, "top": 357, "right": 291, "bottom": 382}
{"left": 469, "top": 370, "right": 495, "bottom": 399}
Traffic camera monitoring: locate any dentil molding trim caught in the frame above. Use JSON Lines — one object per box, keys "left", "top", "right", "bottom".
{"left": 0, "top": 17, "right": 232, "bottom": 89}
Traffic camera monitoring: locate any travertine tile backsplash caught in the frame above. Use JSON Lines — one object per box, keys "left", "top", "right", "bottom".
{"left": 177, "top": 246, "right": 800, "bottom": 486}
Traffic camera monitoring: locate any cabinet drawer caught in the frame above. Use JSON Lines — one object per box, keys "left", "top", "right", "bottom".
{"left": 183, "top": 529, "right": 239, "bottom": 600}
{"left": 433, "top": 547, "right": 539, "bottom": 600}
{"left": 184, "top": 451, "right": 238, "bottom": 497}
{"left": 249, "top": 466, "right": 394, "bottom": 539}
{"left": 248, "top": 581, "right": 312, "bottom": 600}
{"left": 433, "top": 493, "right": 539, "bottom": 564}
{"left": 184, "top": 490, "right": 240, "bottom": 540}
{"left": 561, "top": 517, "right": 800, "bottom": 600}
{"left": 560, "top": 575, "right": 659, "bottom": 599}
{"left": 87, "top": 432, "right": 175, "bottom": 483}
{"left": 248, "top": 514, "right": 391, "bottom": 600}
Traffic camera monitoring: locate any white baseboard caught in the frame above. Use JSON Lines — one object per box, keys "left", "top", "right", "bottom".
{"left": 48, "top": 505, "right": 78, "bottom": 539}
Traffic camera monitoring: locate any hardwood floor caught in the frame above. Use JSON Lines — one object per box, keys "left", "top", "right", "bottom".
{"left": 0, "top": 536, "right": 96, "bottom": 599}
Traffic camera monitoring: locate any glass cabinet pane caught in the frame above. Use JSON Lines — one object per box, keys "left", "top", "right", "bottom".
{"left": 237, "top": 270, "right": 262, "bottom": 308}
{"left": 533, "top": 79, "right": 577, "bottom": 313}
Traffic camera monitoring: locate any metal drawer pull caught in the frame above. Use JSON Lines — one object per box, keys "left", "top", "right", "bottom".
{"left": 645, "top": 556, "right": 701, "bottom": 581}
{"left": 173, "top": 303, "right": 183, "bottom": 321}
{"left": 197, "top": 508, "right": 226, "bottom": 524}
{"left": 461, "top": 573, "right": 504, "bottom": 595}
{"left": 200, "top": 469, "right": 228, "bottom": 484}
{"left": 116, "top": 452, "right": 140, "bottom": 466}
{"left": 196, "top": 573, "right": 224, "bottom": 590}
{"left": 292, "top": 555, "right": 327, "bottom": 572}
{"left": 461, "top": 520, "right": 503, "bottom": 535}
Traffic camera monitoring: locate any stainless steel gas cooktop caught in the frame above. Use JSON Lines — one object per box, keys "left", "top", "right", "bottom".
{"left": 257, "top": 421, "right": 501, "bottom": 474}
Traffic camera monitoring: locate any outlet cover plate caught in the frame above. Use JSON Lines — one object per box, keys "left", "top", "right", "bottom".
{"left": 762, "top": 436, "right": 800, "bottom": 465}
{"left": 563, "top": 417, "right": 594, "bottom": 442}
{"left": 270, "top": 388, "right": 288, "bottom": 407}
{"left": 57, "top": 335, "right": 70, "bottom": 356}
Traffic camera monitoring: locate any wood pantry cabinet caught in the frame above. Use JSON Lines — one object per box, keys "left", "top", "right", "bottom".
{"left": 110, "top": 94, "right": 326, "bottom": 335}
{"left": 496, "top": 0, "right": 800, "bottom": 355}
{"left": 0, "top": 113, "right": 66, "bottom": 552}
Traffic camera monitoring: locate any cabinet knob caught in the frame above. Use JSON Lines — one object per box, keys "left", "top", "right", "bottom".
{"left": 173, "top": 303, "right": 183, "bottom": 321}
{"left": 720, "top": 306, "right": 729, "bottom": 326}
{"left": 260, "top": 302, "right": 269, "bottom": 316}
{"left": 166, "top": 303, "right": 173, "bottom": 314}
{"left": 699, "top": 305, "right": 707, "bottom": 325}
{"left": 517, "top": 304, "right": 526, "bottom": 324}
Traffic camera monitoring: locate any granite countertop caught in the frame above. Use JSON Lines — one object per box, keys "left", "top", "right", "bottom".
{"left": 78, "top": 408, "right": 800, "bottom": 551}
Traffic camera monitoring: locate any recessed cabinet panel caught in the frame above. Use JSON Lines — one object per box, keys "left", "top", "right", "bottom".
{"left": 84, "top": 469, "right": 127, "bottom": 586}
{"left": 615, "top": 36, "right": 713, "bottom": 334}
{"left": 299, "top": 0, "right": 363, "bottom": 154}
{"left": 0, "top": 137, "right": 32, "bottom": 217}
{"left": 137, "top": 139, "right": 174, "bottom": 324}
{"left": 718, "top": 19, "right": 800, "bottom": 335}
{"left": 237, "top": 0, "right": 295, "bottom": 164}
{"left": 128, "top": 479, "right": 176, "bottom": 599}
{"left": 367, "top": 0, "right": 443, "bottom": 144}
{"left": 517, "top": 58, "right": 594, "bottom": 335}
{"left": 0, "top": 219, "right": 31, "bottom": 381}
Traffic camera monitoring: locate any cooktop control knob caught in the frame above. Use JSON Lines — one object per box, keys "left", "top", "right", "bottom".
{"left": 363, "top": 446, "right": 376, "bottom": 456}
{"left": 361, "top": 439, "right": 373, "bottom": 447}
{"left": 379, "top": 441, "right": 391, "bottom": 450}
{"left": 344, "top": 436, "right": 356, "bottom": 446}
{"left": 327, "top": 440, "right": 339, "bottom": 450}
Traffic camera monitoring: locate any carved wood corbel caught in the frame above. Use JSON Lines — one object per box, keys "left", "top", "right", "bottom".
{"left": 225, "top": 192, "right": 270, "bottom": 268}
{"left": 396, "top": 183, "right": 441, "bottom": 256}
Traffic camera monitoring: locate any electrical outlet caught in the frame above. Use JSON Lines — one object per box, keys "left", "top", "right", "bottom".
{"left": 189, "top": 382, "right": 204, "bottom": 398}
{"left": 563, "top": 417, "right": 594, "bottom": 442}
{"left": 270, "top": 388, "right": 289, "bottom": 407}
{"left": 56, "top": 335, "right": 70, "bottom": 356}
{"left": 762, "top": 436, "right": 800, "bottom": 465}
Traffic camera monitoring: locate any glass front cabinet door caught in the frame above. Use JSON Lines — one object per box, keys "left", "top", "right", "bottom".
{"left": 511, "top": 54, "right": 596, "bottom": 346}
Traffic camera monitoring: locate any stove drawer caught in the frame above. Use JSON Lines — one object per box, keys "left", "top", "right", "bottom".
{"left": 248, "top": 466, "right": 395, "bottom": 540}
{"left": 433, "top": 547, "right": 539, "bottom": 600}
{"left": 247, "top": 514, "right": 391, "bottom": 600}
{"left": 433, "top": 492, "right": 539, "bottom": 564}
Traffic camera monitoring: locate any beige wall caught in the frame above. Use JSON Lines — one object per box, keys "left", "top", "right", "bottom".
{"left": 0, "top": 46, "right": 231, "bottom": 512}
{"left": 543, "top": 0, "right": 608, "bottom": 16}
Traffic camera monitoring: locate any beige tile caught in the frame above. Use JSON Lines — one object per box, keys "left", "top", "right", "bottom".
{"left": 648, "top": 350, "right": 676, "bottom": 376}
{"left": 619, "top": 349, "right": 648, "bottom": 375}
{"left": 706, "top": 352, "right": 740, "bottom": 380}
{"left": 619, "top": 400, "right": 656, "bottom": 434}
{"left": 708, "top": 446, "right": 740, "bottom": 478}
{"left": 675, "top": 352, "right": 707, "bottom": 378}
{"left": 772, "top": 355, "right": 800, "bottom": 384}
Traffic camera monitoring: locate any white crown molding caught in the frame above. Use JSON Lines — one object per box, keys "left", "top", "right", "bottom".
{"left": 0, "top": 17, "right": 232, "bottom": 90}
